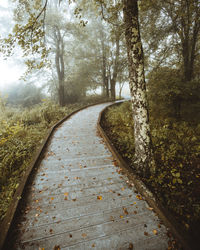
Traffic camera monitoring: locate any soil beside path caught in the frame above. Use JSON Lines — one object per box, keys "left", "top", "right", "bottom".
{"left": 5, "top": 103, "right": 171, "bottom": 250}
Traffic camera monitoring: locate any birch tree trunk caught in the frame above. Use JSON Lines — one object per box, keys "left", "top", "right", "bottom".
{"left": 123, "top": 0, "right": 155, "bottom": 177}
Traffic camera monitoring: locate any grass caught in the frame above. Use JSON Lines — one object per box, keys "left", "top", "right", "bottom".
{"left": 0, "top": 96, "right": 108, "bottom": 222}
{"left": 101, "top": 101, "right": 200, "bottom": 245}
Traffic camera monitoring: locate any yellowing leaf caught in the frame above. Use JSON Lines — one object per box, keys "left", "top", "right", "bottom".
{"left": 153, "top": 229, "right": 158, "bottom": 235}
{"left": 121, "top": 187, "right": 125, "bottom": 191}
{"left": 120, "top": 215, "right": 124, "bottom": 219}
{"left": 136, "top": 195, "right": 143, "bottom": 200}
{"left": 51, "top": 197, "right": 54, "bottom": 201}
{"left": 97, "top": 195, "right": 102, "bottom": 200}
{"left": 64, "top": 192, "right": 69, "bottom": 196}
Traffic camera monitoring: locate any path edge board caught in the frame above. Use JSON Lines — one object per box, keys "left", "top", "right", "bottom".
{"left": 97, "top": 102, "right": 192, "bottom": 250}
{"left": 0, "top": 101, "right": 112, "bottom": 250}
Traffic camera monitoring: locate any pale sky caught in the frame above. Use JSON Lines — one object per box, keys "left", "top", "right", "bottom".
{"left": 0, "top": 0, "right": 26, "bottom": 91}
{"left": 0, "top": 1, "right": 130, "bottom": 97}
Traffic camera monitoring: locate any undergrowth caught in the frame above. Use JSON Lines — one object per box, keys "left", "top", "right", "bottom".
{"left": 0, "top": 98, "right": 102, "bottom": 221}
{"left": 102, "top": 101, "right": 200, "bottom": 243}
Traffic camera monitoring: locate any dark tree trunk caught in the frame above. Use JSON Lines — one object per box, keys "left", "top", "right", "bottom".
{"left": 110, "top": 33, "right": 120, "bottom": 100}
{"left": 100, "top": 29, "right": 109, "bottom": 98}
{"left": 123, "top": 0, "right": 155, "bottom": 177}
{"left": 110, "top": 79, "right": 116, "bottom": 100}
{"left": 54, "top": 26, "right": 65, "bottom": 106}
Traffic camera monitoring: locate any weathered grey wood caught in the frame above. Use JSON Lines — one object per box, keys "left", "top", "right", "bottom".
{"left": 6, "top": 103, "right": 171, "bottom": 250}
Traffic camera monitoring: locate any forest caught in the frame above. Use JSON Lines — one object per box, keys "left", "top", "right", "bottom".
{"left": 0, "top": 0, "right": 200, "bottom": 248}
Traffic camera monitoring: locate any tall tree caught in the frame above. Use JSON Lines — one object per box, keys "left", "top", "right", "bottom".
{"left": 123, "top": 0, "right": 155, "bottom": 176}
{"left": 140, "top": 0, "right": 200, "bottom": 82}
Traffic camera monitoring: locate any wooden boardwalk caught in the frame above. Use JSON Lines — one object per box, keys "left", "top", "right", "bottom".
{"left": 6, "top": 103, "right": 170, "bottom": 250}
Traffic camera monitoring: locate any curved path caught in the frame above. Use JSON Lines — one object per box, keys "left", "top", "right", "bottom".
{"left": 7, "top": 103, "right": 170, "bottom": 250}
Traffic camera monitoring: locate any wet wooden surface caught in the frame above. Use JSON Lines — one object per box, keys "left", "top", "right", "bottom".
{"left": 6, "top": 103, "right": 171, "bottom": 250}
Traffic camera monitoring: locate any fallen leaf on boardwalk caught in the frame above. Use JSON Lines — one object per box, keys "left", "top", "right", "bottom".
{"left": 113, "top": 160, "right": 118, "bottom": 166}
{"left": 129, "top": 243, "right": 134, "bottom": 250}
{"left": 49, "top": 229, "right": 53, "bottom": 233}
{"left": 72, "top": 199, "right": 77, "bottom": 202}
{"left": 110, "top": 216, "right": 114, "bottom": 222}
{"left": 97, "top": 196, "right": 102, "bottom": 200}
{"left": 53, "top": 245, "right": 60, "bottom": 250}
{"left": 120, "top": 215, "right": 124, "bottom": 219}
{"left": 35, "top": 214, "right": 39, "bottom": 217}
{"left": 136, "top": 195, "right": 143, "bottom": 200}
{"left": 153, "top": 229, "right": 158, "bottom": 235}
{"left": 50, "top": 197, "right": 54, "bottom": 201}
{"left": 131, "top": 202, "right": 137, "bottom": 206}
{"left": 117, "top": 193, "right": 121, "bottom": 196}
{"left": 82, "top": 233, "right": 87, "bottom": 237}
{"left": 64, "top": 197, "right": 68, "bottom": 200}
{"left": 134, "top": 211, "right": 137, "bottom": 214}
{"left": 147, "top": 207, "right": 153, "bottom": 211}
{"left": 123, "top": 208, "right": 129, "bottom": 215}
{"left": 39, "top": 248, "right": 45, "bottom": 250}
{"left": 65, "top": 176, "right": 68, "bottom": 179}
{"left": 35, "top": 200, "right": 39, "bottom": 203}
{"left": 69, "top": 234, "right": 72, "bottom": 238}
{"left": 158, "top": 224, "right": 161, "bottom": 228}
{"left": 92, "top": 243, "right": 96, "bottom": 247}
{"left": 121, "top": 187, "right": 125, "bottom": 191}
{"left": 64, "top": 192, "right": 69, "bottom": 196}
{"left": 144, "top": 232, "right": 149, "bottom": 236}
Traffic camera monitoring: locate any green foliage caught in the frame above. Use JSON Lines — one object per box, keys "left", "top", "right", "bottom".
{"left": 102, "top": 101, "right": 200, "bottom": 238}
{"left": 147, "top": 67, "right": 200, "bottom": 120}
{"left": 102, "top": 102, "right": 135, "bottom": 162}
{"left": 0, "top": 100, "right": 81, "bottom": 221}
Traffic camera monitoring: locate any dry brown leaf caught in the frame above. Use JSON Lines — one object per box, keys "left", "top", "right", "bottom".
{"left": 53, "top": 245, "right": 60, "bottom": 250}
{"left": 82, "top": 233, "right": 87, "bottom": 237}
{"left": 129, "top": 243, "right": 134, "bottom": 250}
{"left": 97, "top": 195, "right": 102, "bottom": 200}
{"left": 92, "top": 243, "right": 96, "bottom": 247}
{"left": 144, "top": 232, "right": 149, "bottom": 236}
{"left": 123, "top": 208, "right": 129, "bottom": 215}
